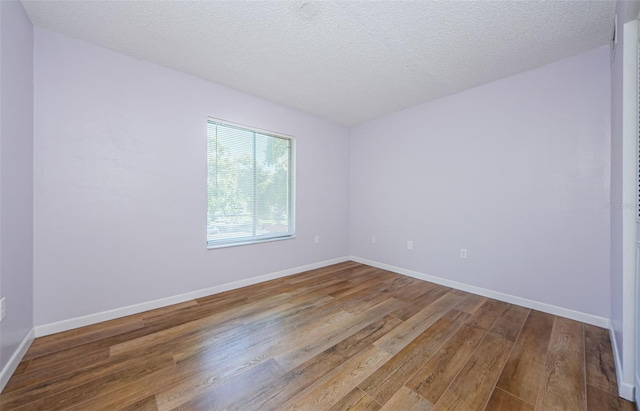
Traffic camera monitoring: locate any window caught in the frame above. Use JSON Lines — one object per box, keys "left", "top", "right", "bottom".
{"left": 207, "top": 119, "right": 295, "bottom": 247}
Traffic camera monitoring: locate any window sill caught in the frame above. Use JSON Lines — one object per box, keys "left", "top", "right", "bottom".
{"left": 207, "top": 234, "right": 296, "bottom": 250}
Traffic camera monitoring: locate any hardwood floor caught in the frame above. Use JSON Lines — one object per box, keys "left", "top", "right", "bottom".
{"left": 1, "top": 262, "right": 635, "bottom": 410}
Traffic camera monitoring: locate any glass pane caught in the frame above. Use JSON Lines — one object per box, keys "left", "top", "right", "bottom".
{"left": 255, "top": 134, "right": 290, "bottom": 236}
{"left": 207, "top": 120, "right": 293, "bottom": 246}
{"left": 207, "top": 124, "right": 254, "bottom": 242}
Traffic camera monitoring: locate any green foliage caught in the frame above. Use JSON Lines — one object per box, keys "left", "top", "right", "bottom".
{"left": 207, "top": 130, "right": 291, "bottom": 236}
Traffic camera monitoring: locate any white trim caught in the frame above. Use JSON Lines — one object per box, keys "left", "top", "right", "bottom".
{"left": 610, "top": 320, "right": 636, "bottom": 401}
{"left": 207, "top": 117, "right": 296, "bottom": 141}
{"left": 3, "top": 256, "right": 626, "bottom": 399}
{"left": 636, "top": 373, "right": 640, "bottom": 411}
{"left": 636, "top": 239, "right": 640, "bottom": 405}
{"left": 34, "top": 256, "right": 348, "bottom": 337}
{"left": 623, "top": 18, "right": 639, "bottom": 393}
{"left": 206, "top": 117, "right": 297, "bottom": 250}
{"left": 349, "top": 256, "right": 610, "bottom": 328}
{"left": 0, "top": 328, "right": 35, "bottom": 393}
{"left": 207, "top": 234, "right": 295, "bottom": 250}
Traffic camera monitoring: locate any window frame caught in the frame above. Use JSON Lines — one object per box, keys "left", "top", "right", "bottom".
{"left": 206, "top": 117, "right": 296, "bottom": 249}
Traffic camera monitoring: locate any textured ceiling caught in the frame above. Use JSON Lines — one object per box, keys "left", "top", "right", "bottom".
{"left": 22, "top": 0, "right": 616, "bottom": 126}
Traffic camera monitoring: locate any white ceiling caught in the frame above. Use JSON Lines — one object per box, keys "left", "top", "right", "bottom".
{"left": 22, "top": 0, "right": 616, "bottom": 126}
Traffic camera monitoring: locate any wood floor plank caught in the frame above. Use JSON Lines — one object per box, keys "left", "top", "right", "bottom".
{"left": 64, "top": 328, "right": 279, "bottom": 411}
{"left": 390, "top": 279, "right": 437, "bottom": 303}
{"left": 2, "top": 361, "right": 32, "bottom": 392}
{"left": 164, "top": 294, "right": 339, "bottom": 365}
{"left": 117, "top": 395, "right": 159, "bottom": 411}
{"left": 10, "top": 353, "right": 176, "bottom": 410}
{"left": 406, "top": 324, "right": 486, "bottom": 404}
{"left": 450, "top": 289, "right": 470, "bottom": 297}
{"left": 0, "top": 263, "right": 626, "bottom": 411}
{"left": 1, "top": 352, "right": 176, "bottom": 408}
{"left": 377, "top": 276, "right": 426, "bottom": 299}
{"left": 587, "top": 383, "right": 638, "bottom": 411}
{"left": 344, "top": 268, "right": 393, "bottom": 286}
{"left": 156, "top": 358, "right": 283, "bottom": 411}
{"left": 431, "top": 333, "right": 513, "bottom": 411}
{"left": 284, "top": 262, "right": 360, "bottom": 285}
{"left": 168, "top": 396, "right": 212, "bottom": 411}
{"left": 535, "top": 317, "right": 586, "bottom": 411}
{"left": 288, "top": 270, "right": 352, "bottom": 289}
{"left": 139, "top": 301, "right": 199, "bottom": 322}
{"left": 328, "top": 388, "right": 381, "bottom": 411}
{"left": 159, "top": 283, "right": 297, "bottom": 330}
{"left": 587, "top": 384, "right": 623, "bottom": 411}
{"left": 11, "top": 361, "right": 30, "bottom": 376}
{"left": 484, "top": 387, "right": 533, "bottom": 411}
{"left": 302, "top": 280, "right": 356, "bottom": 299}
{"left": 464, "top": 299, "right": 507, "bottom": 331}
{"left": 278, "top": 345, "right": 392, "bottom": 410}
{"left": 455, "top": 294, "right": 487, "bottom": 314}
{"left": 225, "top": 315, "right": 401, "bottom": 411}
{"left": 110, "top": 292, "right": 294, "bottom": 356}
{"left": 495, "top": 310, "right": 554, "bottom": 405}
{"left": 329, "top": 275, "right": 389, "bottom": 300}
{"left": 375, "top": 291, "right": 465, "bottom": 355}
{"left": 389, "top": 286, "right": 450, "bottom": 321}
{"left": 166, "top": 297, "right": 344, "bottom": 380}
{"left": 379, "top": 386, "right": 433, "bottom": 411}
{"left": 172, "top": 296, "right": 252, "bottom": 325}
{"left": 3, "top": 348, "right": 115, "bottom": 394}
{"left": 275, "top": 298, "right": 405, "bottom": 371}
{"left": 360, "top": 309, "right": 469, "bottom": 405}
{"left": 338, "top": 284, "right": 393, "bottom": 314}
{"left": 620, "top": 397, "right": 638, "bottom": 411}
{"left": 63, "top": 360, "right": 201, "bottom": 411}
{"left": 65, "top": 366, "right": 182, "bottom": 411}
{"left": 488, "top": 305, "right": 529, "bottom": 342}
{"left": 284, "top": 276, "right": 362, "bottom": 301}
{"left": 585, "top": 324, "right": 619, "bottom": 395}
{"left": 164, "top": 296, "right": 340, "bottom": 362}
{"left": 22, "top": 310, "right": 231, "bottom": 377}
{"left": 24, "top": 317, "right": 146, "bottom": 360}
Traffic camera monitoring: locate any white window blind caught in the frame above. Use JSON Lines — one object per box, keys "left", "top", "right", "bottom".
{"left": 207, "top": 119, "right": 295, "bottom": 247}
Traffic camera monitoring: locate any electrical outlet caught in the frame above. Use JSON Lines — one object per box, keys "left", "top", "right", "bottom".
{"left": 407, "top": 240, "right": 413, "bottom": 250}
{"left": 460, "top": 249, "right": 468, "bottom": 259}
{"left": 371, "top": 235, "right": 376, "bottom": 243}
{"left": 0, "top": 297, "right": 5, "bottom": 322}
{"left": 314, "top": 235, "right": 320, "bottom": 244}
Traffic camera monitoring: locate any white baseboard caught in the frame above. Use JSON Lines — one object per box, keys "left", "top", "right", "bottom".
{"left": 0, "top": 328, "right": 35, "bottom": 393}
{"left": 4, "top": 256, "right": 630, "bottom": 401}
{"left": 609, "top": 321, "right": 636, "bottom": 401}
{"left": 34, "top": 256, "right": 349, "bottom": 338}
{"left": 349, "top": 256, "right": 610, "bottom": 328}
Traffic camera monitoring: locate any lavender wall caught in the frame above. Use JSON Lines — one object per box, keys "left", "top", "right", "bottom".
{"left": 0, "top": 1, "right": 34, "bottom": 371}
{"left": 33, "top": 28, "right": 350, "bottom": 326}
{"left": 350, "top": 46, "right": 611, "bottom": 318}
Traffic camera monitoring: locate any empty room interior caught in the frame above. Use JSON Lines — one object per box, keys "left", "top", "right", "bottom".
{"left": 2, "top": 0, "right": 640, "bottom": 410}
